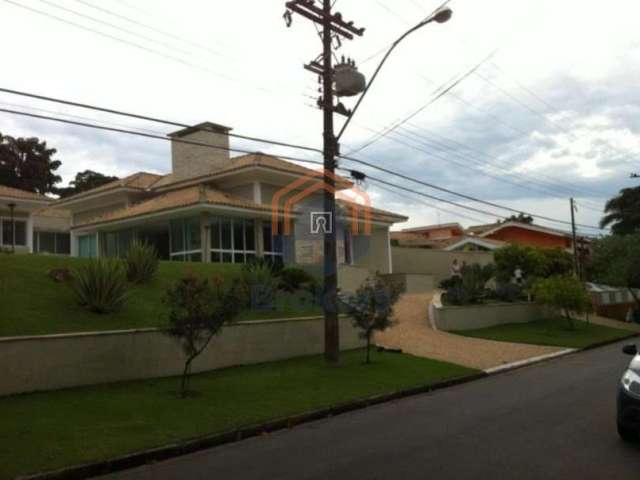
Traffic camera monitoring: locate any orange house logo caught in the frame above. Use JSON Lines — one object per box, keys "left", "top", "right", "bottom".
{"left": 271, "top": 170, "right": 372, "bottom": 236}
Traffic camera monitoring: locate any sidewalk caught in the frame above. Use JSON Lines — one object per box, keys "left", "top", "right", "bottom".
{"left": 375, "top": 293, "right": 564, "bottom": 371}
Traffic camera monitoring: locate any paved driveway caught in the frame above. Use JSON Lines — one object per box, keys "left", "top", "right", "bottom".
{"left": 100, "top": 339, "right": 640, "bottom": 480}
{"left": 375, "top": 293, "right": 563, "bottom": 370}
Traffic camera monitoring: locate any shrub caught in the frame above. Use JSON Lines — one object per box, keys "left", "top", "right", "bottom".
{"left": 277, "top": 267, "right": 318, "bottom": 294}
{"left": 241, "top": 260, "right": 278, "bottom": 309}
{"left": 441, "top": 263, "right": 494, "bottom": 306}
{"left": 494, "top": 244, "right": 545, "bottom": 284}
{"left": 341, "top": 275, "right": 403, "bottom": 363}
{"left": 72, "top": 259, "right": 128, "bottom": 313}
{"left": 532, "top": 275, "right": 592, "bottom": 329}
{"left": 493, "top": 282, "right": 524, "bottom": 303}
{"left": 539, "top": 248, "right": 574, "bottom": 278}
{"left": 164, "top": 275, "right": 245, "bottom": 397}
{"left": 125, "top": 240, "right": 159, "bottom": 284}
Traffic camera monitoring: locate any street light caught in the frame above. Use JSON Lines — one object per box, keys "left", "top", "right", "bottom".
{"left": 336, "top": 6, "right": 453, "bottom": 141}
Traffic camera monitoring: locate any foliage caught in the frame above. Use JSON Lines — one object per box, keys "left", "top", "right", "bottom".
{"left": 277, "top": 266, "right": 318, "bottom": 294}
{"left": 71, "top": 259, "right": 128, "bottom": 314}
{"left": 342, "top": 275, "right": 403, "bottom": 363}
{"left": 492, "top": 282, "right": 525, "bottom": 303}
{"left": 442, "top": 263, "right": 495, "bottom": 306}
{"left": 532, "top": 276, "right": 592, "bottom": 329}
{"left": 56, "top": 169, "right": 118, "bottom": 198}
{"left": 164, "top": 274, "right": 245, "bottom": 397}
{"left": 0, "top": 132, "right": 62, "bottom": 194}
{"left": 241, "top": 260, "right": 278, "bottom": 310}
{"left": 500, "top": 213, "right": 534, "bottom": 224}
{"left": 539, "top": 248, "right": 574, "bottom": 278}
{"left": 125, "top": 240, "right": 159, "bottom": 284}
{"left": 494, "top": 244, "right": 545, "bottom": 284}
{"left": 589, "top": 234, "right": 640, "bottom": 310}
{"left": 599, "top": 186, "right": 640, "bottom": 235}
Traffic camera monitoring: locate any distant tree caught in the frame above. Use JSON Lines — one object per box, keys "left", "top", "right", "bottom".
{"left": 0, "top": 132, "right": 61, "bottom": 194}
{"left": 56, "top": 170, "right": 118, "bottom": 198}
{"left": 532, "top": 275, "right": 592, "bottom": 329}
{"left": 342, "top": 275, "right": 403, "bottom": 364}
{"left": 494, "top": 244, "right": 545, "bottom": 284}
{"left": 599, "top": 187, "right": 640, "bottom": 235}
{"left": 164, "top": 275, "right": 245, "bottom": 397}
{"left": 498, "top": 213, "right": 534, "bottom": 225}
{"left": 589, "top": 234, "right": 640, "bottom": 312}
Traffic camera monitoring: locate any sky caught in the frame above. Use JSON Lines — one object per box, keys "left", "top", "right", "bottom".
{"left": 1, "top": 0, "right": 639, "bottom": 236}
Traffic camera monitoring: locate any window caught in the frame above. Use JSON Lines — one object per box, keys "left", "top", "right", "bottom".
{"left": 100, "top": 230, "right": 133, "bottom": 258}
{"left": 210, "top": 217, "right": 256, "bottom": 264}
{"left": 1, "top": 218, "right": 27, "bottom": 247}
{"left": 78, "top": 234, "right": 97, "bottom": 258}
{"left": 34, "top": 231, "right": 71, "bottom": 255}
{"left": 169, "top": 218, "right": 201, "bottom": 262}
{"left": 263, "top": 221, "right": 284, "bottom": 266}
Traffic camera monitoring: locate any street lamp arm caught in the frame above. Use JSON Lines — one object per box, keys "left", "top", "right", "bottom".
{"left": 336, "top": 17, "right": 436, "bottom": 142}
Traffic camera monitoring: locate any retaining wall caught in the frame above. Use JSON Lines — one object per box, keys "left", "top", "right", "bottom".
{"left": 432, "top": 302, "right": 547, "bottom": 331}
{"left": 391, "top": 247, "right": 494, "bottom": 283}
{"left": 0, "top": 316, "right": 363, "bottom": 397}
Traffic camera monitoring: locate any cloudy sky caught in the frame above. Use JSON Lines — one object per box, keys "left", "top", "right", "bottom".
{"left": 1, "top": 0, "right": 639, "bottom": 235}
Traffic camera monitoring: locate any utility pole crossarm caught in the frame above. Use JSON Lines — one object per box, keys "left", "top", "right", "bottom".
{"left": 285, "top": 0, "right": 364, "bottom": 39}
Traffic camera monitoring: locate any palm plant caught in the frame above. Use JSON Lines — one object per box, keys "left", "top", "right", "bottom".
{"left": 600, "top": 186, "right": 640, "bottom": 235}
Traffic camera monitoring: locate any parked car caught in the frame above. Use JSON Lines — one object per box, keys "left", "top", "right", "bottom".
{"left": 617, "top": 343, "right": 640, "bottom": 441}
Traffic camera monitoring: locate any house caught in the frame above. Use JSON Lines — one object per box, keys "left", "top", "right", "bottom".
{"left": 0, "top": 185, "right": 71, "bottom": 254}
{"left": 445, "top": 221, "right": 582, "bottom": 252}
{"left": 392, "top": 220, "right": 586, "bottom": 253}
{"left": 52, "top": 122, "right": 408, "bottom": 274}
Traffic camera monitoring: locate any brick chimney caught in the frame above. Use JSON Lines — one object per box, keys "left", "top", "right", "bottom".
{"left": 168, "top": 121, "right": 232, "bottom": 179}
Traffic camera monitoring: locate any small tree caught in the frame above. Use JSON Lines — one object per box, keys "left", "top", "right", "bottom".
{"left": 342, "top": 275, "right": 403, "bottom": 363}
{"left": 164, "top": 275, "right": 245, "bottom": 397}
{"left": 125, "top": 240, "right": 159, "bottom": 284}
{"left": 532, "top": 276, "right": 592, "bottom": 329}
{"left": 494, "top": 244, "right": 545, "bottom": 284}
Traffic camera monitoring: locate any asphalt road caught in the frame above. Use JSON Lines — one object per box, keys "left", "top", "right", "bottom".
{"left": 102, "top": 340, "right": 640, "bottom": 480}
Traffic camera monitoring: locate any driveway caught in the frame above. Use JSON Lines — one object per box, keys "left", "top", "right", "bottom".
{"left": 100, "top": 339, "right": 640, "bottom": 480}
{"left": 375, "top": 293, "right": 563, "bottom": 370}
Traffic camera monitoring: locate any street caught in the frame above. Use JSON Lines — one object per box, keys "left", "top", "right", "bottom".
{"left": 101, "top": 340, "right": 640, "bottom": 480}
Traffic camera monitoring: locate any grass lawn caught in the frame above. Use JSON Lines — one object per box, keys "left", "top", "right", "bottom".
{"left": 453, "top": 318, "right": 635, "bottom": 349}
{"left": 0, "top": 349, "right": 477, "bottom": 479}
{"left": 0, "top": 255, "right": 323, "bottom": 337}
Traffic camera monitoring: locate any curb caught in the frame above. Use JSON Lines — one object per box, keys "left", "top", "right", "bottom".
{"left": 19, "top": 332, "right": 640, "bottom": 480}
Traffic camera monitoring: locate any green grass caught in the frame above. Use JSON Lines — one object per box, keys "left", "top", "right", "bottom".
{"left": 0, "top": 255, "right": 322, "bottom": 337}
{"left": 0, "top": 349, "right": 477, "bottom": 479}
{"left": 453, "top": 318, "right": 634, "bottom": 349}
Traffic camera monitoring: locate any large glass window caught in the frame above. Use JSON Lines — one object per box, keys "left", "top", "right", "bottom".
{"left": 78, "top": 234, "right": 97, "bottom": 258}
{"left": 100, "top": 230, "right": 134, "bottom": 258}
{"left": 210, "top": 217, "right": 256, "bottom": 264}
{"left": 263, "top": 221, "right": 284, "bottom": 266}
{"left": 35, "top": 231, "right": 71, "bottom": 255}
{"left": 1, "top": 218, "right": 27, "bottom": 247}
{"left": 169, "top": 218, "right": 202, "bottom": 262}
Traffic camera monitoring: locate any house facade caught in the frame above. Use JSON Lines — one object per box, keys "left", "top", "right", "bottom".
{"left": 53, "top": 122, "right": 407, "bottom": 274}
{"left": 0, "top": 185, "right": 71, "bottom": 255}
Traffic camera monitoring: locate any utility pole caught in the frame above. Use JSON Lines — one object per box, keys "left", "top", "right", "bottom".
{"left": 284, "top": 0, "right": 364, "bottom": 364}
{"left": 570, "top": 198, "right": 578, "bottom": 276}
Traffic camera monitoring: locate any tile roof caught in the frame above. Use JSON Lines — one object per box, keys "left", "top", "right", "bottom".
{"left": 338, "top": 199, "right": 408, "bottom": 223}
{"left": 0, "top": 185, "right": 51, "bottom": 202}
{"left": 54, "top": 172, "right": 163, "bottom": 204}
{"left": 74, "top": 185, "right": 276, "bottom": 228}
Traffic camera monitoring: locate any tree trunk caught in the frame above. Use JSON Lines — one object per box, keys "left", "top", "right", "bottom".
{"left": 181, "top": 356, "right": 195, "bottom": 398}
{"left": 563, "top": 308, "right": 574, "bottom": 330}
{"left": 366, "top": 333, "right": 371, "bottom": 364}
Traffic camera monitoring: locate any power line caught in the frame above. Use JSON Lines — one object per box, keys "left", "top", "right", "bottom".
{"left": 0, "top": 88, "right": 606, "bottom": 230}
{"left": 0, "top": 107, "right": 326, "bottom": 168}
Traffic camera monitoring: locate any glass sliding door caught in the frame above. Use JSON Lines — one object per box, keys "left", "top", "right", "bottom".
{"left": 210, "top": 217, "right": 256, "bottom": 264}
{"left": 169, "top": 217, "right": 202, "bottom": 262}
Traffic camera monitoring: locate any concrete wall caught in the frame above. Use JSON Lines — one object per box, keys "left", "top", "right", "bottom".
{"left": 353, "top": 227, "right": 392, "bottom": 274}
{"left": 338, "top": 264, "right": 371, "bottom": 293}
{"left": 382, "top": 273, "right": 435, "bottom": 294}
{"left": 432, "top": 302, "right": 547, "bottom": 331}
{"left": 0, "top": 316, "right": 363, "bottom": 397}
{"left": 392, "top": 247, "right": 494, "bottom": 283}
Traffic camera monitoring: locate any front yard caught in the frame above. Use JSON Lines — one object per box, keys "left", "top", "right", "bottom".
{"left": 453, "top": 318, "right": 635, "bottom": 349}
{"left": 0, "top": 255, "right": 322, "bottom": 337}
{"left": 0, "top": 349, "right": 477, "bottom": 479}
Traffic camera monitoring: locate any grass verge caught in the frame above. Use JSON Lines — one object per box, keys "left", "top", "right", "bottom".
{"left": 453, "top": 318, "right": 634, "bottom": 349}
{"left": 0, "top": 255, "right": 322, "bottom": 337}
{"left": 0, "top": 349, "right": 476, "bottom": 479}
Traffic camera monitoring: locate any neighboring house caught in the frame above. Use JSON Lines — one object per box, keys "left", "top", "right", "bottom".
{"left": 53, "top": 122, "right": 407, "bottom": 274}
{"left": 393, "top": 220, "right": 586, "bottom": 253}
{"left": 0, "top": 185, "right": 71, "bottom": 254}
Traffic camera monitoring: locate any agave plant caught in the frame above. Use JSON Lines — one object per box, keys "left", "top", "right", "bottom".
{"left": 72, "top": 259, "right": 128, "bottom": 313}
{"left": 125, "top": 240, "right": 159, "bottom": 284}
